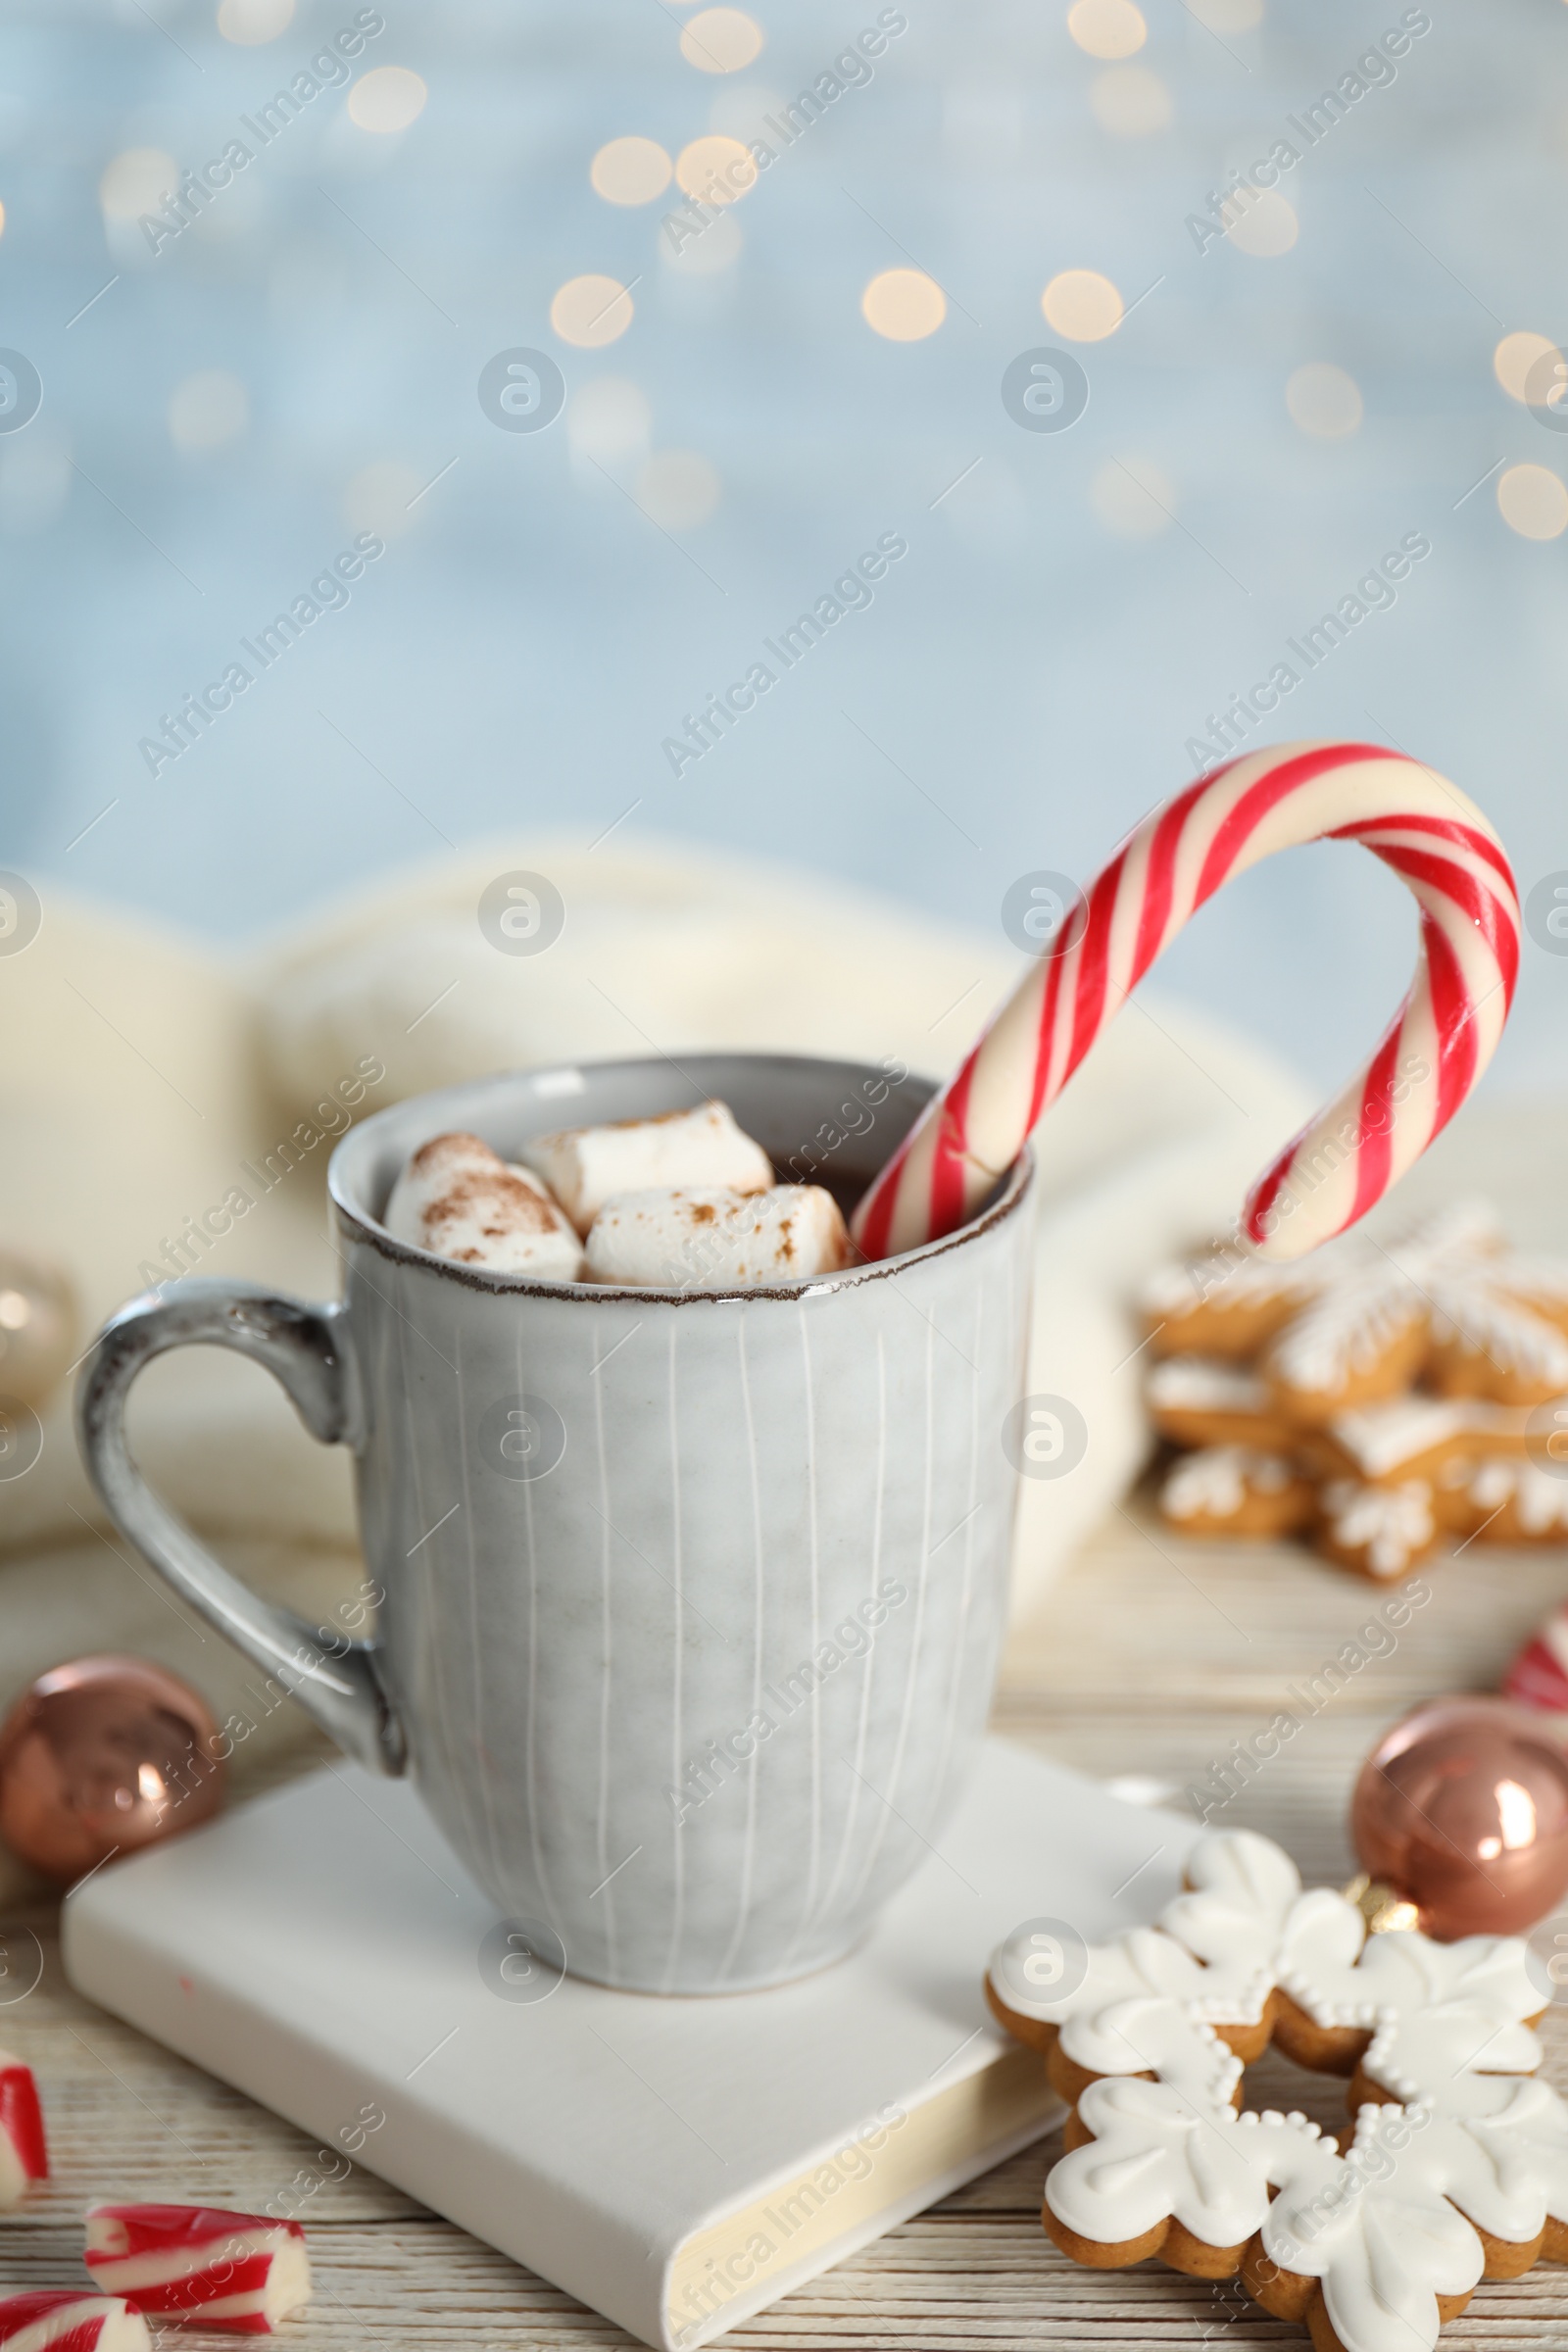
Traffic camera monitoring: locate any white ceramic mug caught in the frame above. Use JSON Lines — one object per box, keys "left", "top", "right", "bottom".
{"left": 79, "top": 1055, "right": 1034, "bottom": 1993}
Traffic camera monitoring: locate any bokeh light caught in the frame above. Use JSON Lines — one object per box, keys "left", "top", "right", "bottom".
{"left": 861, "top": 269, "right": 947, "bottom": 341}
{"left": 99, "top": 149, "right": 176, "bottom": 222}
{"left": 1067, "top": 0, "right": 1147, "bottom": 60}
{"left": 590, "top": 137, "right": 672, "bottom": 206}
{"left": 663, "top": 209, "right": 744, "bottom": 276}
{"left": 1286, "top": 362, "right": 1362, "bottom": 438}
{"left": 1494, "top": 331, "right": 1561, "bottom": 403}
{"left": 347, "top": 68, "right": 428, "bottom": 135}
{"left": 1497, "top": 464, "right": 1568, "bottom": 540}
{"left": 1090, "top": 67, "right": 1172, "bottom": 136}
{"left": 1185, "top": 0, "right": 1263, "bottom": 26}
{"left": 637, "top": 451, "right": 722, "bottom": 529}
{"left": 216, "top": 0, "right": 294, "bottom": 41}
{"left": 679, "top": 9, "right": 764, "bottom": 73}
{"left": 341, "top": 461, "right": 424, "bottom": 539}
{"left": 674, "top": 135, "right": 757, "bottom": 204}
{"left": 168, "top": 371, "right": 249, "bottom": 454}
{"left": 551, "top": 273, "right": 635, "bottom": 348}
{"left": 1042, "top": 270, "right": 1123, "bottom": 341}
{"left": 1090, "top": 457, "right": 1174, "bottom": 537}
{"left": 567, "top": 378, "right": 653, "bottom": 468}
{"left": 1225, "top": 190, "right": 1298, "bottom": 258}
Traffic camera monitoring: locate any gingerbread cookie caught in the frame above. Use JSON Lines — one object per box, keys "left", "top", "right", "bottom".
{"left": 1315, "top": 1478, "right": 1438, "bottom": 1582}
{"left": 1160, "top": 1446, "right": 1315, "bottom": 1541}
{"left": 1145, "top": 1203, "right": 1568, "bottom": 1423}
{"left": 1140, "top": 1254, "right": 1322, "bottom": 1362}
{"left": 987, "top": 1828, "right": 1564, "bottom": 2352}
{"left": 1144, "top": 1202, "right": 1568, "bottom": 1581}
{"left": 1145, "top": 1356, "right": 1295, "bottom": 1450}
{"left": 1445, "top": 1457, "right": 1568, "bottom": 1545}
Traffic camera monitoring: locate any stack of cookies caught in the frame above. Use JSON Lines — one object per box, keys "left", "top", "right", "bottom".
{"left": 1141, "top": 1202, "right": 1568, "bottom": 1581}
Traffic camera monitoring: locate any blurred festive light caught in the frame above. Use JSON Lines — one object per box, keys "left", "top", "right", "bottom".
{"left": 1067, "top": 0, "right": 1147, "bottom": 59}
{"left": 636, "top": 450, "right": 721, "bottom": 529}
{"left": 675, "top": 134, "right": 756, "bottom": 204}
{"left": 1497, "top": 464, "right": 1568, "bottom": 540}
{"left": 1089, "top": 456, "right": 1174, "bottom": 537}
{"left": 1494, "top": 330, "right": 1561, "bottom": 403}
{"left": 1225, "top": 189, "right": 1298, "bottom": 257}
{"left": 342, "top": 460, "right": 424, "bottom": 539}
{"left": 1185, "top": 0, "right": 1263, "bottom": 26}
{"left": 567, "top": 377, "right": 653, "bottom": 467}
{"left": 663, "top": 208, "right": 744, "bottom": 275}
{"left": 591, "top": 137, "right": 672, "bottom": 206}
{"left": 861, "top": 269, "right": 947, "bottom": 341}
{"left": 679, "top": 8, "right": 764, "bottom": 73}
{"left": 1090, "top": 66, "right": 1172, "bottom": 135}
{"left": 168, "top": 370, "right": 248, "bottom": 454}
{"left": 709, "top": 84, "right": 784, "bottom": 138}
{"left": 551, "top": 273, "right": 635, "bottom": 347}
{"left": 347, "top": 67, "right": 428, "bottom": 134}
{"left": 216, "top": 0, "right": 294, "bottom": 41}
{"left": 0, "top": 201, "right": 7, "bottom": 241}
{"left": 1041, "top": 270, "right": 1123, "bottom": 340}
{"left": 1286, "top": 361, "right": 1362, "bottom": 438}
{"left": 99, "top": 149, "right": 176, "bottom": 221}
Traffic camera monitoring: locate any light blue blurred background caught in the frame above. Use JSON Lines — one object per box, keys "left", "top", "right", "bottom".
{"left": 3, "top": 0, "right": 1566, "bottom": 1096}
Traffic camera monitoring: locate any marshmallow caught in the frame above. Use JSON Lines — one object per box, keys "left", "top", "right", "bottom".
{"left": 0, "top": 2051, "right": 46, "bottom": 2209}
{"left": 84, "top": 2205, "right": 311, "bottom": 2335}
{"left": 0, "top": 2293, "right": 150, "bottom": 2350}
{"left": 383, "top": 1132, "right": 584, "bottom": 1280}
{"left": 585, "top": 1186, "right": 854, "bottom": 1290}
{"left": 516, "top": 1102, "right": 772, "bottom": 1239}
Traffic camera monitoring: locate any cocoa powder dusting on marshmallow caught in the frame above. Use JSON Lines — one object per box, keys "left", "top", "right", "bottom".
{"left": 424, "top": 1169, "right": 557, "bottom": 1236}
{"left": 410, "top": 1130, "right": 494, "bottom": 1176}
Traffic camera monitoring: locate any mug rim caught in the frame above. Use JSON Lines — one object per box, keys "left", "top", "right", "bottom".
{"left": 327, "top": 1051, "right": 1035, "bottom": 1306}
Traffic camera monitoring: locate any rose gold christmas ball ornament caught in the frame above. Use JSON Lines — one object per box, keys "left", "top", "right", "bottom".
{"left": 1351, "top": 1695, "right": 1568, "bottom": 1940}
{"left": 0, "top": 1246, "right": 79, "bottom": 1408}
{"left": 0, "top": 1656, "right": 225, "bottom": 1882}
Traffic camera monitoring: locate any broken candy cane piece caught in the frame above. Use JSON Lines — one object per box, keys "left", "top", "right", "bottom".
{"left": 382, "top": 1130, "right": 583, "bottom": 1280}
{"left": 0, "top": 2292, "right": 151, "bottom": 2352}
{"left": 585, "top": 1185, "right": 853, "bottom": 1289}
{"left": 84, "top": 2204, "right": 311, "bottom": 2334}
{"left": 516, "top": 1101, "right": 773, "bottom": 1238}
{"left": 0, "top": 2049, "right": 47, "bottom": 2208}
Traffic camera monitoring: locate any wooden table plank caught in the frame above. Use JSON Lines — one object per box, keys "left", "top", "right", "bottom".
{"left": 5, "top": 1501, "right": 1568, "bottom": 2347}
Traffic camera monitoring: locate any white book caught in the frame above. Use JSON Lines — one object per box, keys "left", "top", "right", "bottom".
{"left": 62, "top": 1738, "right": 1196, "bottom": 2351}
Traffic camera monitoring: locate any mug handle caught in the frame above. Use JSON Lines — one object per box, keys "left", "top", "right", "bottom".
{"left": 75, "top": 1278, "right": 405, "bottom": 1776}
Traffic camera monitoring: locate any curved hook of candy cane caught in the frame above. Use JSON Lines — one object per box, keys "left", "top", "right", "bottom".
{"left": 852, "top": 742, "right": 1521, "bottom": 1266}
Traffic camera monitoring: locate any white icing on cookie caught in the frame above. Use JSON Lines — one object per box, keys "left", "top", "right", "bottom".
{"left": 993, "top": 1822, "right": 1568, "bottom": 2352}
{"left": 1258, "top": 1200, "right": 1568, "bottom": 1402}
{"left": 1048, "top": 2078, "right": 1321, "bottom": 2248}
{"left": 1319, "top": 1479, "right": 1434, "bottom": 1577}
{"left": 1271, "top": 1264, "right": 1423, "bottom": 1396}
{"left": 1139, "top": 1254, "right": 1324, "bottom": 1321}
{"left": 1325, "top": 1397, "right": 1472, "bottom": 1480}
{"left": 1466, "top": 1457, "right": 1568, "bottom": 1535}
{"left": 1428, "top": 1273, "right": 1568, "bottom": 1389}
{"left": 1146, "top": 1356, "right": 1272, "bottom": 1413}
{"left": 1262, "top": 2106, "right": 1487, "bottom": 2352}
{"left": 1162, "top": 1446, "right": 1292, "bottom": 1521}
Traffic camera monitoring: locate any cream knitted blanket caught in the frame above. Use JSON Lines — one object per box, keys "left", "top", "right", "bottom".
{"left": 0, "top": 835, "right": 1315, "bottom": 1897}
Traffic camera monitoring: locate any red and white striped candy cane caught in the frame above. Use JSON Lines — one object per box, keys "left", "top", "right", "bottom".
{"left": 0, "top": 2049, "right": 47, "bottom": 2209}
{"left": 0, "top": 2292, "right": 149, "bottom": 2352}
{"left": 853, "top": 742, "right": 1520, "bottom": 1263}
{"left": 84, "top": 2204, "right": 312, "bottom": 2335}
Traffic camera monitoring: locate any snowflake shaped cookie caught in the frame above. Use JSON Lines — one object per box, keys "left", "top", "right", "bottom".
{"left": 1141, "top": 1201, "right": 1568, "bottom": 1582}
{"left": 986, "top": 1828, "right": 1568, "bottom": 2352}
{"left": 1144, "top": 1200, "right": 1568, "bottom": 1417}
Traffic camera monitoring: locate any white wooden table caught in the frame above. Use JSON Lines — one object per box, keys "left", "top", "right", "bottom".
{"left": 6, "top": 1494, "right": 1568, "bottom": 2348}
